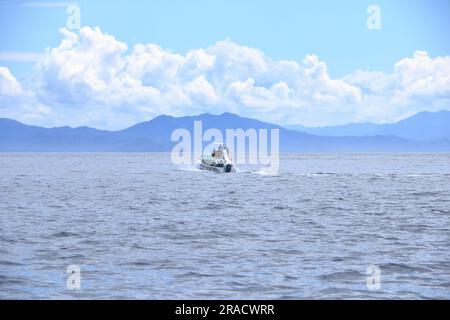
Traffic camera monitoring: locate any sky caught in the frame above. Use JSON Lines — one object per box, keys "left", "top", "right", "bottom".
{"left": 0, "top": 0, "right": 449, "bottom": 129}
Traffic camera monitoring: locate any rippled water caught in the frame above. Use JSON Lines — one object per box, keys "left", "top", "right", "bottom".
{"left": 0, "top": 153, "right": 449, "bottom": 299}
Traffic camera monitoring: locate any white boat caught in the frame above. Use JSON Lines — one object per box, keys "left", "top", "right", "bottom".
{"left": 198, "top": 143, "right": 236, "bottom": 173}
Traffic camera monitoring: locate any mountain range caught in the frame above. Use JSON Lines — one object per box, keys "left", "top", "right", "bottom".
{"left": 285, "top": 110, "right": 450, "bottom": 141}
{"left": 1, "top": 110, "right": 449, "bottom": 152}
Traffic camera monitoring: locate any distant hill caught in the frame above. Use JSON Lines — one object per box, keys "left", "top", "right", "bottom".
{"left": 285, "top": 110, "right": 450, "bottom": 141}
{"left": 1, "top": 112, "right": 450, "bottom": 152}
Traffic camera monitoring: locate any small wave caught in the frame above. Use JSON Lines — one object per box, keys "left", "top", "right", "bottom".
{"left": 295, "top": 172, "right": 338, "bottom": 177}
{"left": 0, "top": 260, "right": 25, "bottom": 267}
{"left": 0, "top": 235, "right": 19, "bottom": 244}
{"left": 379, "top": 263, "right": 432, "bottom": 273}
{"left": 251, "top": 168, "right": 281, "bottom": 176}
{"left": 0, "top": 275, "right": 27, "bottom": 286}
{"left": 318, "top": 270, "right": 365, "bottom": 282}
{"left": 431, "top": 209, "right": 449, "bottom": 214}
{"left": 271, "top": 248, "right": 303, "bottom": 255}
{"left": 438, "top": 282, "right": 450, "bottom": 288}
{"left": 60, "top": 253, "right": 86, "bottom": 260}
{"left": 120, "top": 260, "right": 152, "bottom": 267}
{"left": 272, "top": 205, "right": 291, "bottom": 210}
{"left": 409, "top": 191, "right": 441, "bottom": 197}
{"left": 404, "top": 173, "right": 441, "bottom": 177}
{"left": 176, "top": 271, "right": 217, "bottom": 279}
{"left": 50, "top": 231, "right": 80, "bottom": 238}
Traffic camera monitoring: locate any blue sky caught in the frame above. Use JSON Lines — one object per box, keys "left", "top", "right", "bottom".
{"left": 1, "top": 0, "right": 450, "bottom": 77}
{"left": 0, "top": 0, "right": 449, "bottom": 129}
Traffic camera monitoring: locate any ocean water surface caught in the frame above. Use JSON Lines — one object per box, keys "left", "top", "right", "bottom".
{"left": 0, "top": 153, "right": 449, "bottom": 299}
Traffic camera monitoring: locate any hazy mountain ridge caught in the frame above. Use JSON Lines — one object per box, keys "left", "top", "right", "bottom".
{"left": 285, "top": 110, "right": 450, "bottom": 141}
{"left": 1, "top": 111, "right": 449, "bottom": 152}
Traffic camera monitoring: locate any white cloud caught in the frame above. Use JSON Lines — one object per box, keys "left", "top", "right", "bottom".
{"left": 0, "top": 26, "right": 449, "bottom": 129}
{"left": 184, "top": 76, "right": 219, "bottom": 106}
{"left": 0, "top": 67, "right": 24, "bottom": 96}
{"left": 393, "top": 51, "right": 450, "bottom": 101}
{"left": 343, "top": 50, "right": 450, "bottom": 123}
{"left": 0, "top": 66, "right": 50, "bottom": 121}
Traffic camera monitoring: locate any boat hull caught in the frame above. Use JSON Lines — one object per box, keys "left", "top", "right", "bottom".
{"left": 198, "top": 162, "right": 235, "bottom": 173}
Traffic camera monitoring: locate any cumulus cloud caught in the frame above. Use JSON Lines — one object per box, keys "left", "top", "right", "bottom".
{"left": 393, "top": 51, "right": 450, "bottom": 101}
{"left": 0, "top": 26, "right": 449, "bottom": 128}
{"left": 344, "top": 50, "right": 450, "bottom": 123}
{"left": 0, "top": 66, "right": 23, "bottom": 96}
{"left": 0, "top": 66, "right": 50, "bottom": 121}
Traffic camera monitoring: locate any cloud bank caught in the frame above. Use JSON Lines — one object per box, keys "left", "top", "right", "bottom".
{"left": 1, "top": 26, "right": 449, "bottom": 129}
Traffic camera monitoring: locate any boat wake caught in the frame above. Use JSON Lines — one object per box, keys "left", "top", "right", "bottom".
{"left": 176, "top": 165, "right": 202, "bottom": 172}
{"left": 249, "top": 168, "right": 281, "bottom": 176}
{"left": 177, "top": 163, "right": 280, "bottom": 177}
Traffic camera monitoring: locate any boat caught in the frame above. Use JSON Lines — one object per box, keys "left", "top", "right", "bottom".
{"left": 198, "top": 143, "right": 236, "bottom": 173}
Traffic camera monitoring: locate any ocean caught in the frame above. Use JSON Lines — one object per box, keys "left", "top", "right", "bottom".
{"left": 0, "top": 153, "right": 449, "bottom": 299}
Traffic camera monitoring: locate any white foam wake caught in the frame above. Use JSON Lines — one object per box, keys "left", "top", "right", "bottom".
{"left": 176, "top": 164, "right": 202, "bottom": 172}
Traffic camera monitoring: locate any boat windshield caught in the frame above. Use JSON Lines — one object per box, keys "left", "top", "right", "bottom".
{"left": 206, "top": 143, "right": 229, "bottom": 158}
